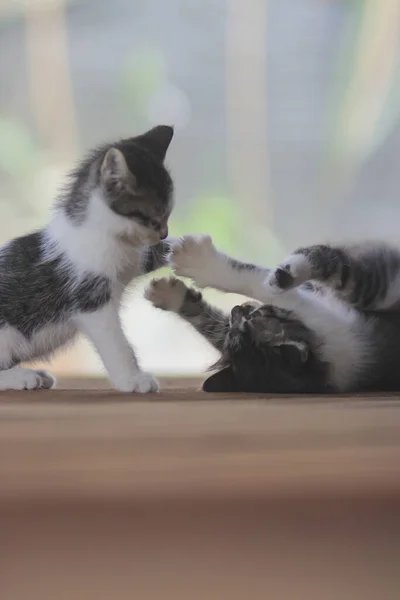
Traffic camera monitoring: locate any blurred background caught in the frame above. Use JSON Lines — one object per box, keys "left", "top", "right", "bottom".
{"left": 1, "top": 0, "right": 400, "bottom": 378}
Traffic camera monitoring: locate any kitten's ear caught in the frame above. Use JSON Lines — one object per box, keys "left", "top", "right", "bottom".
{"left": 101, "top": 148, "right": 133, "bottom": 184}
{"left": 202, "top": 367, "right": 239, "bottom": 393}
{"left": 279, "top": 341, "right": 309, "bottom": 368}
{"left": 136, "top": 125, "right": 174, "bottom": 161}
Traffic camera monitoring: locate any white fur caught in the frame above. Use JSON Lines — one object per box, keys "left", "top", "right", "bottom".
{"left": 171, "top": 235, "right": 268, "bottom": 297}
{"left": 74, "top": 302, "right": 158, "bottom": 392}
{"left": 267, "top": 253, "right": 311, "bottom": 291}
{"left": 171, "top": 235, "right": 373, "bottom": 392}
{"left": 45, "top": 190, "right": 146, "bottom": 282}
{"left": 269, "top": 288, "right": 373, "bottom": 391}
{"left": 0, "top": 366, "right": 55, "bottom": 390}
{"left": 0, "top": 188, "right": 163, "bottom": 392}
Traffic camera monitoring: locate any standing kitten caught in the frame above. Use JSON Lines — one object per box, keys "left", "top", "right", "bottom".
{"left": 145, "top": 236, "right": 400, "bottom": 393}
{"left": 0, "top": 125, "right": 174, "bottom": 391}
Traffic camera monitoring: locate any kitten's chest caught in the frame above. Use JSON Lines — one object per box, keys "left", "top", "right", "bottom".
{"left": 51, "top": 222, "right": 145, "bottom": 283}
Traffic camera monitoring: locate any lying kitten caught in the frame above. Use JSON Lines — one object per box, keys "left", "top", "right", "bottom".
{"left": 146, "top": 236, "right": 400, "bottom": 393}
{"left": 146, "top": 278, "right": 332, "bottom": 393}
{"left": 0, "top": 125, "right": 174, "bottom": 391}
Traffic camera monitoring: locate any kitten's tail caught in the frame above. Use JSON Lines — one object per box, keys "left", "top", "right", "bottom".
{"left": 142, "top": 237, "right": 177, "bottom": 274}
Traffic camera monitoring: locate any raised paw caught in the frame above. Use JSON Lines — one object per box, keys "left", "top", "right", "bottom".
{"left": 169, "top": 235, "right": 218, "bottom": 288}
{"left": 145, "top": 277, "right": 188, "bottom": 313}
{"left": 266, "top": 253, "right": 312, "bottom": 292}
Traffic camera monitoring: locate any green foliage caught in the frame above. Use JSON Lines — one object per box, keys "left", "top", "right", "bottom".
{"left": 0, "top": 117, "right": 43, "bottom": 215}
{"left": 170, "top": 192, "right": 241, "bottom": 254}
{"left": 0, "top": 117, "right": 41, "bottom": 178}
{"left": 171, "top": 190, "right": 282, "bottom": 264}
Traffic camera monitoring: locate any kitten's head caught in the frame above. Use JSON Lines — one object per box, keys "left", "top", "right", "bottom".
{"left": 66, "top": 125, "right": 174, "bottom": 245}
{"left": 100, "top": 125, "right": 174, "bottom": 245}
{"left": 203, "top": 303, "right": 318, "bottom": 393}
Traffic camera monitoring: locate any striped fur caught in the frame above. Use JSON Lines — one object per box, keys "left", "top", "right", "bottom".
{"left": 162, "top": 235, "right": 400, "bottom": 393}
{"left": 269, "top": 243, "right": 400, "bottom": 310}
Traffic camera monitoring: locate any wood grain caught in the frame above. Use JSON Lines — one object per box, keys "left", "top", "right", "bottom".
{"left": 1, "top": 379, "right": 400, "bottom": 600}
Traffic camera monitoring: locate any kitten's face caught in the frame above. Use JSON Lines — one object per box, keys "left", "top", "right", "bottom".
{"left": 100, "top": 126, "right": 174, "bottom": 246}
{"left": 204, "top": 302, "right": 313, "bottom": 393}
{"left": 228, "top": 303, "right": 310, "bottom": 361}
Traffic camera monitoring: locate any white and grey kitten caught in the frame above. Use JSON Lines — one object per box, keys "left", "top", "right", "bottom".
{"left": 0, "top": 125, "right": 174, "bottom": 392}
{"left": 146, "top": 235, "right": 400, "bottom": 393}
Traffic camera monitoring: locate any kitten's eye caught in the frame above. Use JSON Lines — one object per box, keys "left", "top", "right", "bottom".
{"left": 105, "top": 179, "right": 119, "bottom": 194}
{"left": 150, "top": 219, "right": 160, "bottom": 229}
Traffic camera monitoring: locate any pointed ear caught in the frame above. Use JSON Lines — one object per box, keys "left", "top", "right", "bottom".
{"left": 136, "top": 125, "right": 174, "bottom": 161}
{"left": 279, "top": 341, "right": 309, "bottom": 369}
{"left": 101, "top": 148, "right": 133, "bottom": 184}
{"left": 202, "top": 367, "right": 239, "bottom": 393}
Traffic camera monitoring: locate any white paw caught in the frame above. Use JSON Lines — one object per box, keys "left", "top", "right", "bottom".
{"left": 145, "top": 277, "right": 188, "bottom": 312}
{"left": 35, "top": 369, "right": 57, "bottom": 389}
{"left": 169, "top": 235, "right": 218, "bottom": 288}
{"left": 0, "top": 367, "right": 56, "bottom": 391}
{"left": 115, "top": 371, "right": 160, "bottom": 393}
{"left": 267, "top": 254, "right": 312, "bottom": 291}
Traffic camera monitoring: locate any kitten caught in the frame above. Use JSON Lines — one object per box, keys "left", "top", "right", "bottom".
{"left": 145, "top": 236, "right": 400, "bottom": 393}
{"left": 0, "top": 125, "right": 174, "bottom": 392}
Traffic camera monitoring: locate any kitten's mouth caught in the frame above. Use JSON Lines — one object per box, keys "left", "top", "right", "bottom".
{"left": 147, "top": 236, "right": 165, "bottom": 246}
{"left": 117, "top": 231, "right": 162, "bottom": 247}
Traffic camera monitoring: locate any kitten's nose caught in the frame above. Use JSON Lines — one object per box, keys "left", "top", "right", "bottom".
{"left": 160, "top": 225, "right": 168, "bottom": 240}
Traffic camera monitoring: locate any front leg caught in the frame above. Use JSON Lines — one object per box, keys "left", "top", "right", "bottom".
{"left": 145, "top": 277, "right": 229, "bottom": 352}
{"left": 266, "top": 245, "right": 344, "bottom": 292}
{"left": 75, "top": 303, "right": 159, "bottom": 393}
{"left": 170, "top": 235, "right": 271, "bottom": 302}
{"left": 266, "top": 243, "right": 400, "bottom": 311}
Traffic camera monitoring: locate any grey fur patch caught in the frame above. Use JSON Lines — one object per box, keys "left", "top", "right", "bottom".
{"left": 141, "top": 240, "right": 172, "bottom": 274}
{"left": 0, "top": 232, "right": 111, "bottom": 340}
{"left": 289, "top": 243, "right": 400, "bottom": 309}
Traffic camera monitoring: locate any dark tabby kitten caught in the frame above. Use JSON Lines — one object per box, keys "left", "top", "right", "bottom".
{"left": 146, "top": 235, "right": 400, "bottom": 393}
{"left": 0, "top": 125, "right": 174, "bottom": 392}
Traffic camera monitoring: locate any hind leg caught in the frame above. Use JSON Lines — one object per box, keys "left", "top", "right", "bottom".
{"left": 0, "top": 326, "right": 56, "bottom": 391}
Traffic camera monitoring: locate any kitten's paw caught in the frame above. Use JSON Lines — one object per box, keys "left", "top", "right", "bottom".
{"left": 170, "top": 235, "right": 218, "bottom": 288}
{"left": 115, "top": 371, "right": 159, "bottom": 393}
{"left": 267, "top": 254, "right": 312, "bottom": 292}
{"left": 0, "top": 367, "right": 56, "bottom": 391}
{"left": 145, "top": 277, "right": 188, "bottom": 313}
{"left": 132, "top": 372, "right": 160, "bottom": 393}
{"left": 35, "top": 370, "right": 56, "bottom": 389}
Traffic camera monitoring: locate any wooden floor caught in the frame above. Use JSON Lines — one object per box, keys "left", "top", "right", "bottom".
{"left": 2, "top": 378, "right": 400, "bottom": 600}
